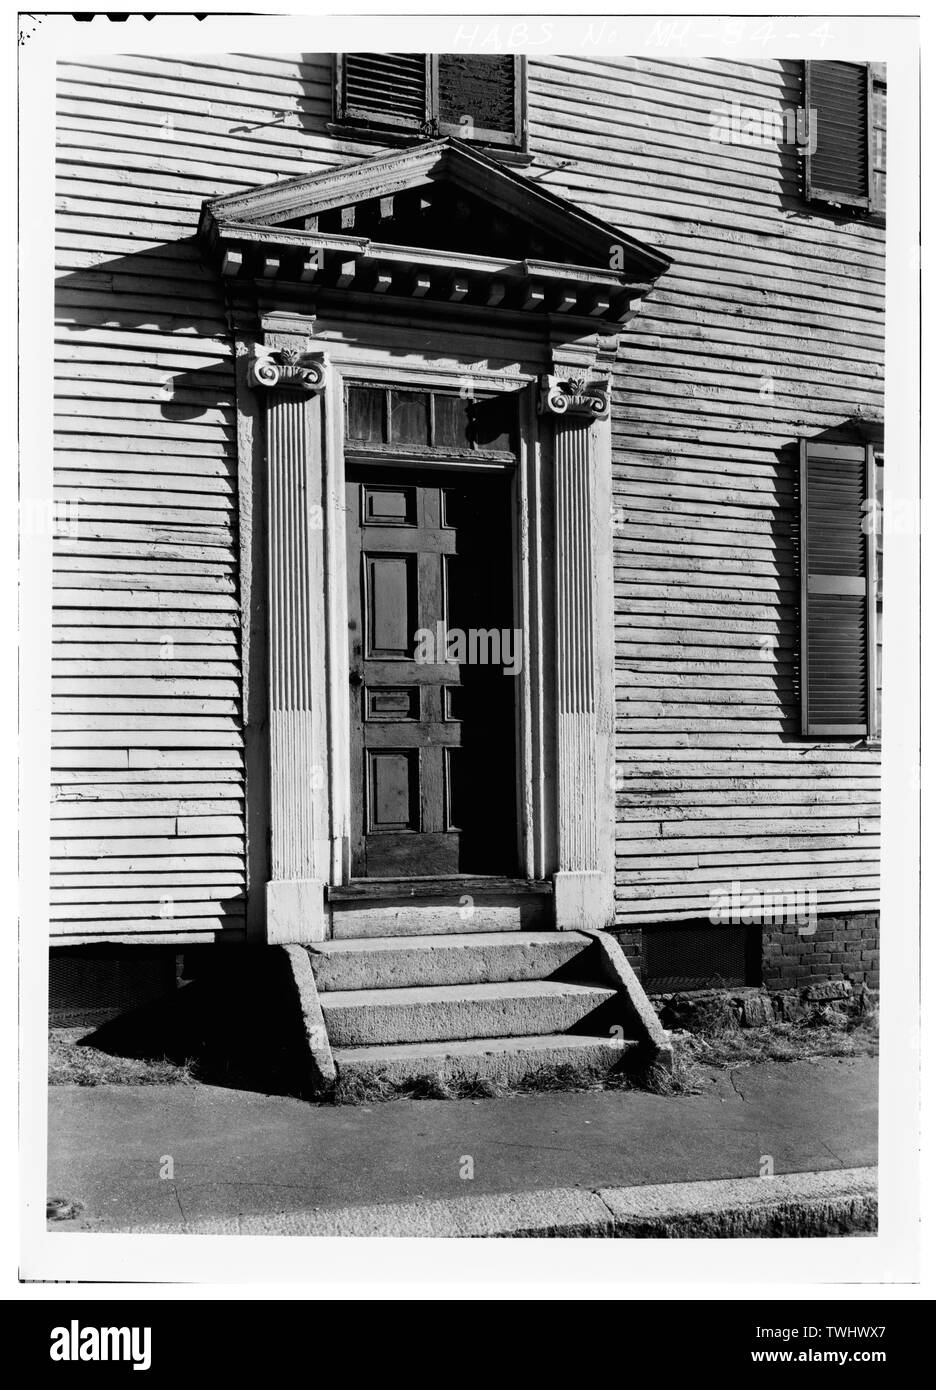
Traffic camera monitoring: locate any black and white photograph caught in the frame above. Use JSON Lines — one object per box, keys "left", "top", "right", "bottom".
{"left": 13, "top": 4, "right": 926, "bottom": 1315}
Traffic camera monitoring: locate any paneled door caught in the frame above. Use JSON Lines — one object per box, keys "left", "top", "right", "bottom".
{"left": 346, "top": 464, "right": 517, "bottom": 877}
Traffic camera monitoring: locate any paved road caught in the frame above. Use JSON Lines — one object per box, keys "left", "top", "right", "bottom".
{"left": 47, "top": 1056, "right": 877, "bottom": 1232}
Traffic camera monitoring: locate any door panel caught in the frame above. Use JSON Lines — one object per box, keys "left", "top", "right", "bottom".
{"left": 346, "top": 464, "right": 517, "bottom": 878}
{"left": 362, "top": 484, "right": 416, "bottom": 525}
{"left": 367, "top": 749, "right": 417, "bottom": 830}
{"left": 364, "top": 555, "right": 414, "bottom": 658}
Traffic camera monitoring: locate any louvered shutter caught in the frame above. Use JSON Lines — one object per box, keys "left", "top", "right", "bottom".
{"left": 799, "top": 440, "right": 876, "bottom": 736}
{"left": 336, "top": 53, "right": 431, "bottom": 131}
{"left": 805, "top": 60, "right": 873, "bottom": 209}
{"left": 435, "top": 55, "right": 524, "bottom": 147}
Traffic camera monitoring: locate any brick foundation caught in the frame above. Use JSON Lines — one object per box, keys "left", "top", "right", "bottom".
{"left": 760, "top": 911, "right": 879, "bottom": 990}
{"left": 611, "top": 911, "right": 879, "bottom": 992}
{"left": 611, "top": 926, "right": 642, "bottom": 977}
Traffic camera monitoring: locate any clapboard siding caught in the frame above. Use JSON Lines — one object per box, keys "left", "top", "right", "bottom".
{"left": 54, "top": 56, "right": 247, "bottom": 942}
{"left": 526, "top": 55, "right": 883, "bottom": 923}
{"left": 54, "top": 52, "right": 883, "bottom": 938}
{"left": 52, "top": 51, "right": 358, "bottom": 944}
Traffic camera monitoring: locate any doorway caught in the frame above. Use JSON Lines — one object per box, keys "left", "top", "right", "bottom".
{"left": 345, "top": 463, "right": 518, "bottom": 878}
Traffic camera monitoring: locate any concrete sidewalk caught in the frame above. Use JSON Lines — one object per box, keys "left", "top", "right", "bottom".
{"left": 48, "top": 1055, "right": 877, "bottom": 1235}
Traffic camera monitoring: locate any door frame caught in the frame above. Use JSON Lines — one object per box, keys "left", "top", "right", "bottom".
{"left": 241, "top": 306, "right": 617, "bottom": 941}
{"left": 330, "top": 352, "right": 544, "bottom": 898}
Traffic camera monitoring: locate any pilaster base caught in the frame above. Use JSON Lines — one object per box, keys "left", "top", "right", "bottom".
{"left": 553, "top": 870, "right": 615, "bottom": 932}
{"left": 266, "top": 878, "right": 327, "bottom": 944}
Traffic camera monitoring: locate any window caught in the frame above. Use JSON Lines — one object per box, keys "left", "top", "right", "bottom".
{"left": 335, "top": 54, "right": 525, "bottom": 149}
{"left": 345, "top": 384, "right": 516, "bottom": 453}
{"left": 804, "top": 61, "right": 886, "bottom": 214}
{"left": 798, "top": 439, "right": 878, "bottom": 738}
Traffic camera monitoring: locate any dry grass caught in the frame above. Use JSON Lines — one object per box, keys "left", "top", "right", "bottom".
{"left": 695, "top": 1017, "right": 878, "bottom": 1068}
{"left": 623, "top": 994, "right": 879, "bottom": 1097}
{"left": 48, "top": 1027, "right": 196, "bottom": 1087}
{"left": 50, "top": 992, "right": 878, "bottom": 1102}
{"left": 640, "top": 1046, "right": 707, "bottom": 1096}
{"left": 683, "top": 1000, "right": 879, "bottom": 1070}
{"left": 332, "top": 1059, "right": 637, "bottom": 1105}
{"left": 330, "top": 1049, "right": 721, "bottom": 1104}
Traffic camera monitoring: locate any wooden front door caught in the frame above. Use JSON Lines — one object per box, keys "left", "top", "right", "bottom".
{"left": 346, "top": 464, "right": 517, "bottom": 878}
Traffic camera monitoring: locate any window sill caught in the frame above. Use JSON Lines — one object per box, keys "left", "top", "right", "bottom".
{"left": 326, "top": 122, "right": 427, "bottom": 147}
{"left": 804, "top": 195, "right": 886, "bottom": 227}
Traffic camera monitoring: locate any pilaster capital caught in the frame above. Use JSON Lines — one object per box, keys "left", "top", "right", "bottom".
{"left": 538, "top": 372, "right": 611, "bottom": 420}
{"left": 247, "top": 342, "right": 329, "bottom": 394}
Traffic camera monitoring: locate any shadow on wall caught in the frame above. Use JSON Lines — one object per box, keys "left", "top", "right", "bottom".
{"left": 55, "top": 238, "right": 239, "bottom": 426}
{"left": 209, "top": 52, "right": 336, "bottom": 144}
{"left": 55, "top": 222, "right": 517, "bottom": 432}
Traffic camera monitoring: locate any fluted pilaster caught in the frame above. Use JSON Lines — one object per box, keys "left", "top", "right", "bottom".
{"left": 541, "top": 364, "right": 615, "bottom": 930}
{"left": 251, "top": 342, "right": 330, "bottom": 941}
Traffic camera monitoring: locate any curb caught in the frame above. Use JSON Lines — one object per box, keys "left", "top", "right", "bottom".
{"left": 63, "top": 1166, "right": 877, "bottom": 1239}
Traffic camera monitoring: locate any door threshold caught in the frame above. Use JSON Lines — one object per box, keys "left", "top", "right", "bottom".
{"left": 327, "top": 876, "right": 553, "bottom": 902}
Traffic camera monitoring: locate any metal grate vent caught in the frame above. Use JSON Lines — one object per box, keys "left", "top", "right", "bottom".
{"left": 49, "top": 948, "right": 181, "bottom": 1027}
{"left": 642, "top": 924, "right": 760, "bottom": 993}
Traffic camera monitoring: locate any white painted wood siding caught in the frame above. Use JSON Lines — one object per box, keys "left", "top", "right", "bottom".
{"left": 53, "top": 54, "right": 882, "bottom": 938}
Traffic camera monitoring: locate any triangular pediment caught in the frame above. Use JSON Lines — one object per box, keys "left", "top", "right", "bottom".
{"left": 198, "top": 138, "right": 669, "bottom": 322}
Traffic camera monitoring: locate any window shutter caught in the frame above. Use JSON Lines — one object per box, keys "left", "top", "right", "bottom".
{"left": 871, "top": 447, "right": 883, "bottom": 741}
{"left": 435, "top": 55, "right": 524, "bottom": 147}
{"left": 869, "top": 64, "right": 887, "bottom": 214}
{"left": 336, "top": 53, "right": 431, "bottom": 131}
{"left": 335, "top": 53, "right": 525, "bottom": 148}
{"left": 799, "top": 440, "right": 876, "bottom": 736}
{"left": 805, "top": 60, "right": 873, "bottom": 209}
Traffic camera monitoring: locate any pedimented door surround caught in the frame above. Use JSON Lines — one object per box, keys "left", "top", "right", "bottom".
{"left": 201, "top": 139, "right": 670, "bottom": 941}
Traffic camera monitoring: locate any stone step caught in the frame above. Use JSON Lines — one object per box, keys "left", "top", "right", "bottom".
{"left": 329, "top": 896, "right": 549, "bottom": 938}
{"left": 332, "top": 1033, "right": 640, "bottom": 1089}
{"left": 320, "top": 979, "right": 620, "bottom": 1048}
{"left": 307, "top": 931, "right": 593, "bottom": 993}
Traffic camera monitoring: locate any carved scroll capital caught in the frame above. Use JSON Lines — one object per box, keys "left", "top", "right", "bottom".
{"left": 247, "top": 343, "right": 328, "bottom": 394}
{"left": 538, "top": 373, "right": 610, "bottom": 420}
